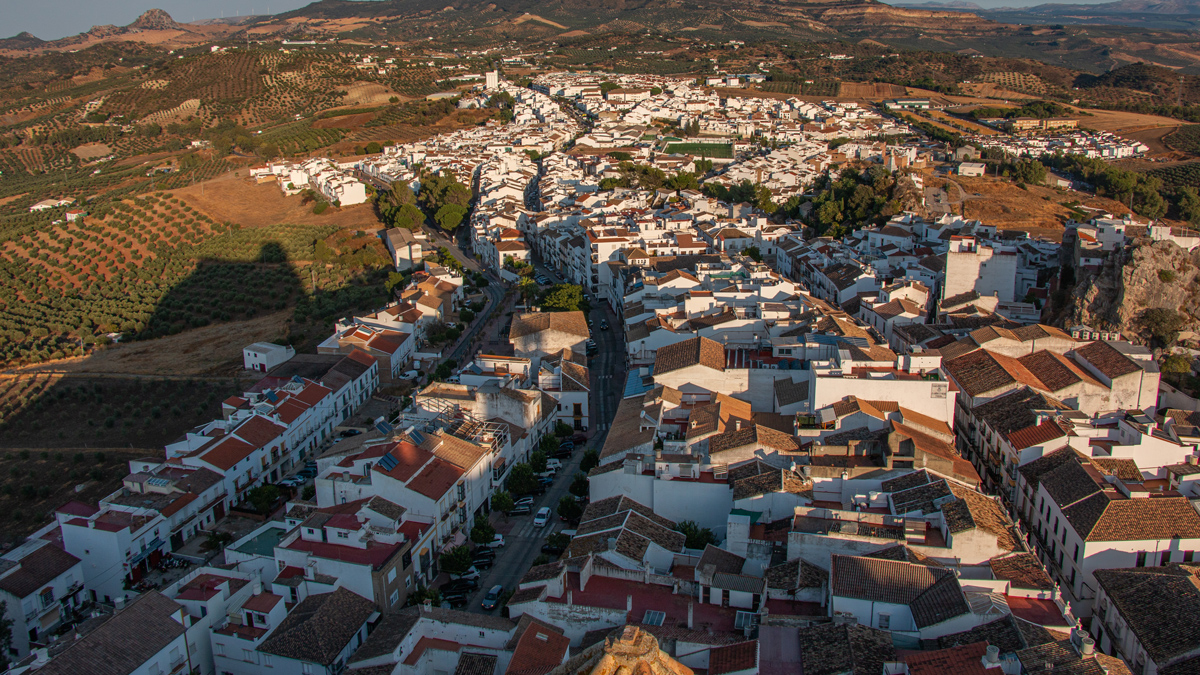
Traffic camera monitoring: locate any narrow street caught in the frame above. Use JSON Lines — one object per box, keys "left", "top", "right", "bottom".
{"left": 457, "top": 254, "right": 626, "bottom": 615}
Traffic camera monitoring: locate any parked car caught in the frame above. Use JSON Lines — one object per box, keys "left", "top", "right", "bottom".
{"left": 472, "top": 547, "right": 496, "bottom": 560}
{"left": 534, "top": 507, "right": 551, "bottom": 527}
{"left": 442, "top": 591, "right": 470, "bottom": 607}
{"left": 509, "top": 505, "right": 532, "bottom": 516}
{"left": 546, "top": 458, "right": 563, "bottom": 472}
{"left": 600, "top": 320, "right": 609, "bottom": 330}
{"left": 571, "top": 434, "right": 587, "bottom": 445}
{"left": 486, "top": 534, "right": 505, "bottom": 548}
{"left": 451, "top": 566, "right": 480, "bottom": 581}
{"left": 514, "top": 496, "right": 534, "bottom": 509}
{"left": 339, "top": 429, "right": 362, "bottom": 438}
{"left": 587, "top": 319, "right": 594, "bottom": 328}
{"left": 441, "top": 578, "right": 478, "bottom": 593}
{"left": 541, "top": 543, "right": 565, "bottom": 556}
{"left": 481, "top": 585, "right": 504, "bottom": 611}
{"left": 472, "top": 556, "right": 494, "bottom": 570}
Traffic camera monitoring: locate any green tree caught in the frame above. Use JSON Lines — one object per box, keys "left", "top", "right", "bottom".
{"left": 201, "top": 530, "right": 234, "bottom": 552}
{"left": 530, "top": 450, "right": 548, "bottom": 474}
{"left": 1141, "top": 307, "right": 1186, "bottom": 346}
{"left": 471, "top": 519, "right": 496, "bottom": 545}
{"left": 744, "top": 246, "right": 762, "bottom": 262}
{"left": 406, "top": 586, "right": 441, "bottom": 607}
{"left": 539, "top": 284, "right": 584, "bottom": 312}
{"left": 440, "top": 545, "right": 474, "bottom": 576}
{"left": 676, "top": 520, "right": 718, "bottom": 549}
{"left": 557, "top": 495, "right": 583, "bottom": 523}
{"left": 599, "top": 81, "right": 621, "bottom": 95}
{"left": 491, "top": 490, "right": 515, "bottom": 514}
{"left": 1179, "top": 187, "right": 1200, "bottom": 226}
{"left": 1162, "top": 353, "right": 1191, "bottom": 376}
{"left": 0, "top": 601, "right": 11, "bottom": 667}
{"left": 365, "top": 141, "right": 382, "bottom": 154}
{"left": 555, "top": 422, "right": 573, "bottom": 437}
{"left": 246, "top": 484, "right": 281, "bottom": 515}
{"left": 580, "top": 449, "right": 599, "bottom": 473}
{"left": 546, "top": 532, "right": 571, "bottom": 550}
{"left": 435, "top": 204, "right": 468, "bottom": 231}
{"left": 569, "top": 472, "right": 589, "bottom": 498}
{"left": 507, "top": 463, "right": 538, "bottom": 495}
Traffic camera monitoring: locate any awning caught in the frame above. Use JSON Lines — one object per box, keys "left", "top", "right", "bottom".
{"left": 129, "top": 538, "right": 165, "bottom": 566}
{"left": 440, "top": 531, "right": 466, "bottom": 553}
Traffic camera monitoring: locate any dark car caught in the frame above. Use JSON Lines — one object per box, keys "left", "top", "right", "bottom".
{"left": 472, "top": 547, "right": 496, "bottom": 560}
{"left": 472, "top": 556, "right": 494, "bottom": 570}
{"left": 558, "top": 441, "right": 574, "bottom": 452}
{"left": 339, "top": 429, "right": 362, "bottom": 437}
{"left": 509, "top": 505, "right": 533, "bottom": 516}
{"left": 481, "top": 584, "right": 504, "bottom": 611}
{"left": 571, "top": 434, "right": 587, "bottom": 445}
{"left": 541, "top": 543, "right": 565, "bottom": 556}
{"left": 600, "top": 320, "right": 609, "bottom": 331}
{"left": 442, "top": 591, "right": 470, "bottom": 607}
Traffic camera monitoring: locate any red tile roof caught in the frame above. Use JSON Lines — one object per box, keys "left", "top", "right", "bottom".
{"left": 233, "top": 415, "right": 286, "bottom": 448}
{"left": 505, "top": 622, "right": 571, "bottom": 675}
{"left": 198, "top": 436, "right": 256, "bottom": 471}
{"left": 373, "top": 441, "right": 433, "bottom": 483}
{"left": 709, "top": 640, "right": 759, "bottom": 675}
{"left": 904, "top": 641, "right": 992, "bottom": 675}
{"left": 283, "top": 536, "right": 402, "bottom": 569}
{"left": 242, "top": 592, "right": 284, "bottom": 613}
{"left": 408, "top": 458, "right": 464, "bottom": 500}
{"left": 1005, "top": 420, "right": 1069, "bottom": 450}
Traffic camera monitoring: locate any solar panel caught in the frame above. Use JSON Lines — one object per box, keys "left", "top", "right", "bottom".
{"left": 375, "top": 421, "right": 394, "bottom": 435}
{"left": 378, "top": 453, "right": 399, "bottom": 472}
{"left": 408, "top": 430, "right": 425, "bottom": 445}
{"left": 734, "top": 611, "right": 758, "bottom": 630}
{"left": 291, "top": 375, "right": 304, "bottom": 385}
{"left": 264, "top": 391, "right": 278, "bottom": 403}
{"left": 642, "top": 611, "right": 665, "bottom": 626}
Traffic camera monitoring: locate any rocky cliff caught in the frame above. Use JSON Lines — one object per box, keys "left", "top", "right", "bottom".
{"left": 1068, "top": 239, "right": 1200, "bottom": 344}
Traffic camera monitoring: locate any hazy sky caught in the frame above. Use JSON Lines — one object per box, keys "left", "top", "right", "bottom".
{"left": 4, "top": 0, "right": 1121, "bottom": 40}
{"left": 1, "top": 0, "right": 315, "bottom": 40}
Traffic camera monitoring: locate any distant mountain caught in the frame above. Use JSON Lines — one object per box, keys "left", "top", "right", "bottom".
{"left": 0, "top": 31, "right": 46, "bottom": 50}
{"left": 128, "top": 9, "right": 185, "bottom": 31}
{"left": 895, "top": 0, "right": 1200, "bottom": 12}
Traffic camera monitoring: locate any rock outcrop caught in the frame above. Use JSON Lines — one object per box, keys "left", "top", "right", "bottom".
{"left": 1068, "top": 239, "right": 1200, "bottom": 344}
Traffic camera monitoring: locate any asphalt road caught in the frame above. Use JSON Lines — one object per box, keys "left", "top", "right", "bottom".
{"left": 455, "top": 257, "right": 626, "bottom": 616}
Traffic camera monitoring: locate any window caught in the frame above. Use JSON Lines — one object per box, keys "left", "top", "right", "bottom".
{"left": 878, "top": 613, "right": 891, "bottom": 630}
{"left": 390, "top": 590, "right": 400, "bottom": 606}
{"left": 1186, "top": 551, "right": 1196, "bottom": 563}
{"left": 303, "top": 664, "right": 315, "bottom": 675}
{"left": 1073, "top": 544, "right": 1080, "bottom": 564}
{"left": 336, "top": 531, "right": 349, "bottom": 539}
{"left": 387, "top": 568, "right": 397, "bottom": 583}
{"left": 244, "top": 649, "right": 257, "bottom": 664}
{"left": 1161, "top": 551, "right": 1172, "bottom": 566}
{"left": 263, "top": 654, "right": 273, "bottom": 668}
{"left": 405, "top": 576, "right": 412, "bottom": 589}
{"left": 215, "top": 643, "right": 226, "bottom": 657}
{"left": 1136, "top": 551, "right": 1147, "bottom": 567}
{"left": 149, "top": 664, "right": 162, "bottom": 675}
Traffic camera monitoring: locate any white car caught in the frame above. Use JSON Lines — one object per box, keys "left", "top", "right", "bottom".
{"left": 533, "top": 507, "right": 551, "bottom": 528}
{"left": 487, "top": 534, "right": 505, "bottom": 548}
{"left": 514, "top": 496, "right": 535, "bottom": 509}
{"left": 546, "top": 458, "right": 563, "bottom": 472}
{"left": 452, "top": 566, "right": 480, "bottom": 581}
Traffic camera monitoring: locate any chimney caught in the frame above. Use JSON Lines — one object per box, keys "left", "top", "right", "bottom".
{"left": 422, "top": 599, "right": 432, "bottom": 613}
{"left": 114, "top": 596, "right": 125, "bottom": 610}
{"left": 735, "top": 420, "right": 742, "bottom": 431}
{"left": 1188, "top": 454, "right": 1199, "bottom": 466}
{"left": 32, "top": 648, "right": 48, "bottom": 666}
{"left": 688, "top": 602, "right": 694, "bottom": 629}
{"left": 626, "top": 595, "right": 633, "bottom": 614}
{"left": 567, "top": 591, "right": 573, "bottom": 606}
{"left": 983, "top": 645, "right": 1001, "bottom": 668}
{"left": 1081, "top": 637, "right": 1095, "bottom": 656}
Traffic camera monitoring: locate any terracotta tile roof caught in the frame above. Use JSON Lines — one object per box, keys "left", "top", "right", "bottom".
{"left": 708, "top": 424, "right": 800, "bottom": 455}
{"left": 972, "top": 388, "right": 1071, "bottom": 437}
{"left": 505, "top": 620, "right": 571, "bottom": 675}
{"left": 1005, "top": 419, "right": 1071, "bottom": 450}
{"left": 1094, "top": 565, "right": 1200, "bottom": 666}
{"left": 944, "top": 349, "right": 1043, "bottom": 398}
{"left": 696, "top": 544, "right": 746, "bottom": 577}
{"left": 890, "top": 421, "right": 980, "bottom": 485}
{"left": 372, "top": 441, "right": 433, "bottom": 482}
{"left": 653, "top": 336, "right": 726, "bottom": 375}
{"left": 1017, "top": 351, "right": 1100, "bottom": 392}
{"left": 1016, "top": 638, "right": 1131, "bottom": 675}
{"left": 904, "top": 641, "right": 992, "bottom": 675}
{"left": 989, "top": 553, "right": 1054, "bottom": 590}
{"left": 764, "top": 558, "right": 827, "bottom": 591}
{"left": 831, "top": 554, "right": 969, "bottom": 628}
{"left": 796, "top": 622, "right": 895, "bottom": 675}
{"left": 896, "top": 407, "right": 952, "bottom": 438}
{"left": 947, "top": 484, "right": 1020, "bottom": 551}
{"left": 422, "top": 431, "right": 487, "bottom": 471}
{"left": 1016, "top": 445, "right": 1085, "bottom": 491}
{"left": 33, "top": 591, "right": 186, "bottom": 675}
{"left": 773, "top": 377, "right": 808, "bottom": 407}
{"left": 881, "top": 469, "right": 931, "bottom": 493}
{"left": 456, "top": 653, "right": 499, "bottom": 675}
{"left": 260, "top": 587, "right": 375, "bottom": 666}
{"left": 1066, "top": 493, "right": 1200, "bottom": 542}
{"left": 1074, "top": 340, "right": 1141, "bottom": 379}
{"left": 709, "top": 640, "right": 758, "bottom": 675}
{"left": 407, "top": 457, "right": 464, "bottom": 500}
{"left": 510, "top": 311, "right": 589, "bottom": 339}
{"left": 937, "top": 614, "right": 1028, "bottom": 654}
{"left": 863, "top": 544, "right": 946, "bottom": 568}
{"left": 0, "top": 543, "right": 79, "bottom": 599}
{"left": 1088, "top": 457, "right": 1142, "bottom": 482}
